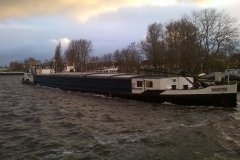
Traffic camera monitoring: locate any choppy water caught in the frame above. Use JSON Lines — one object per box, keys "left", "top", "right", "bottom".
{"left": 1, "top": 76, "right": 240, "bottom": 160}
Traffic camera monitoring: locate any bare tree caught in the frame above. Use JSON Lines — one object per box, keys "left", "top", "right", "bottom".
{"left": 221, "top": 38, "right": 240, "bottom": 68}
{"left": 126, "top": 42, "right": 142, "bottom": 73}
{"left": 99, "top": 53, "right": 114, "bottom": 68}
{"left": 185, "top": 8, "right": 240, "bottom": 70}
{"left": 112, "top": 49, "right": 123, "bottom": 69}
{"left": 64, "top": 48, "right": 76, "bottom": 63}
{"left": 88, "top": 56, "right": 100, "bottom": 71}
{"left": 101, "top": 53, "right": 113, "bottom": 63}
{"left": 113, "top": 50, "right": 122, "bottom": 62}
{"left": 9, "top": 60, "right": 23, "bottom": 71}
{"left": 53, "top": 42, "right": 63, "bottom": 72}
{"left": 165, "top": 19, "right": 198, "bottom": 72}
{"left": 141, "top": 22, "right": 165, "bottom": 69}
{"left": 64, "top": 39, "right": 93, "bottom": 71}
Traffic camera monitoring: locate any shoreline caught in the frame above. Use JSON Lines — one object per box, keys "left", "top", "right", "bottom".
{"left": 0, "top": 72, "right": 24, "bottom": 76}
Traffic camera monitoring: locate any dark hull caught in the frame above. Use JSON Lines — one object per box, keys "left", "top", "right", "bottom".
{"left": 33, "top": 74, "right": 237, "bottom": 107}
{"left": 114, "top": 92, "right": 236, "bottom": 107}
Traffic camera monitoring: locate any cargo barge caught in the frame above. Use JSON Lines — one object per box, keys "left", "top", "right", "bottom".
{"left": 21, "top": 63, "right": 237, "bottom": 107}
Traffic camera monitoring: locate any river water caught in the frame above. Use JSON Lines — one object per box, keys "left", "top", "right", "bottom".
{"left": 0, "top": 75, "right": 240, "bottom": 160}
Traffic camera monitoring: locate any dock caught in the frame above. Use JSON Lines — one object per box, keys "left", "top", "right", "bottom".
{"left": 0, "top": 72, "right": 24, "bottom": 76}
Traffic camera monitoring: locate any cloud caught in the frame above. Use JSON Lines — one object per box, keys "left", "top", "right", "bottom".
{"left": 176, "top": 0, "right": 212, "bottom": 3}
{"left": 0, "top": 37, "right": 71, "bottom": 65}
{"left": 48, "top": 38, "right": 70, "bottom": 51}
{"left": 59, "top": 38, "right": 70, "bottom": 46}
{"left": 0, "top": 0, "right": 176, "bottom": 22}
{"left": 175, "top": 0, "right": 237, "bottom": 6}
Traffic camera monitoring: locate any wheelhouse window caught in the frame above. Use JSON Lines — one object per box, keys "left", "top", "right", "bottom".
{"left": 146, "top": 81, "right": 153, "bottom": 88}
{"left": 137, "top": 81, "right": 143, "bottom": 87}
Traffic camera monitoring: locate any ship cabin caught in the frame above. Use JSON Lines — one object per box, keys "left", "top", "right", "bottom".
{"left": 131, "top": 75, "right": 194, "bottom": 94}
{"left": 34, "top": 64, "right": 55, "bottom": 75}
{"left": 22, "top": 64, "right": 55, "bottom": 84}
{"left": 62, "top": 62, "right": 75, "bottom": 72}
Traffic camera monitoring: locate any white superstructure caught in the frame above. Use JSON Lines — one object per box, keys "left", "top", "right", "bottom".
{"left": 131, "top": 76, "right": 193, "bottom": 94}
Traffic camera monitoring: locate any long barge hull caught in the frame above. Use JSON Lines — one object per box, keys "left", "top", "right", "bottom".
{"left": 31, "top": 73, "right": 237, "bottom": 107}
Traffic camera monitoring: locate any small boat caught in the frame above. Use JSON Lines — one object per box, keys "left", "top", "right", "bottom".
{"left": 21, "top": 63, "right": 237, "bottom": 107}
{"left": 93, "top": 67, "right": 118, "bottom": 73}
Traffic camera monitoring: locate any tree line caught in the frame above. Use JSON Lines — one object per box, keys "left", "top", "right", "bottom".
{"left": 9, "top": 8, "right": 240, "bottom": 74}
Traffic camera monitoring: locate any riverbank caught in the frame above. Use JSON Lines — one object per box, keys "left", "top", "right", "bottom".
{"left": 0, "top": 72, "right": 24, "bottom": 76}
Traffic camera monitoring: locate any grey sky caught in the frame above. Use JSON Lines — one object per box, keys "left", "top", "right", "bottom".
{"left": 0, "top": 0, "right": 239, "bottom": 66}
